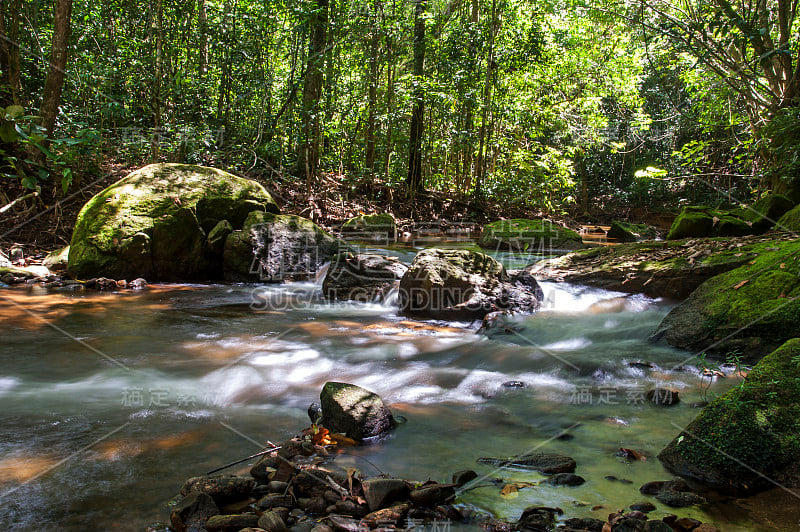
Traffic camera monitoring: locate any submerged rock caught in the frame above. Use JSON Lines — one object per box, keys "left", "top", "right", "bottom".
{"left": 170, "top": 491, "right": 219, "bottom": 532}
{"left": 477, "top": 452, "right": 576, "bottom": 474}
{"left": 650, "top": 239, "right": 800, "bottom": 358}
{"left": 322, "top": 253, "right": 407, "bottom": 302}
{"left": 69, "top": 163, "right": 278, "bottom": 280}
{"left": 479, "top": 218, "right": 587, "bottom": 251}
{"left": 399, "top": 248, "right": 541, "bottom": 320}
{"left": 319, "top": 382, "right": 394, "bottom": 440}
{"left": 658, "top": 339, "right": 800, "bottom": 495}
{"left": 224, "top": 211, "right": 351, "bottom": 282}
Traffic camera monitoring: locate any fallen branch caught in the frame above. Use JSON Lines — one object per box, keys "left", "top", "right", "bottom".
{"left": 0, "top": 188, "right": 40, "bottom": 215}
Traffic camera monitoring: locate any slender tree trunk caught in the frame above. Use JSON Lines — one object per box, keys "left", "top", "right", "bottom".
{"left": 474, "top": 0, "right": 497, "bottom": 197}
{"left": 296, "top": 0, "right": 329, "bottom": 191}
{"left": 0, "top": 0, "right": 22, "bottom": 106}
{"left": 151, "top": 0, "right": 163, "bottom": 159}
{"left": 38, "top": 0, "right": 72, "bottom": 144}
{"left": 383, "top": 20, "right": 394, "bottom": 182}
{"left": 364, "top": 0, "right": 380, "bottom": 179}
{"left": 198, "top": 0, "right": 208, "bottom": 79}
{"left": 405, "top": 0, "right": 427, "bottom": 197}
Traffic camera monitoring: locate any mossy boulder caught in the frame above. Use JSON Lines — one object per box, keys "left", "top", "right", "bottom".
{"left": 776, "top": 203, "right": 800, "bottom": 232}
{"left": 478, "top": 219, "right": 587, "bottom": 251}
{"left": 651, "top": 239, "right": 800, "bottom": 359}
{"left": 223, "top": 211, "right": 351, "bottom": 282}
{"left": 342, "top": 213, "right": 396, "bottom": 240}
{"left": 322, "top": 253, "right": 408, "bottom": 302}
{"left": 658, "top": 339, "right": 800, "bottom": 494}
{"left": 666, "top": 206, "right": 754, "bottom": 239}
{"left": 68, "top": 164, "right": 278, "bottom": 280}
{"left": 737, "top": 194, "right": 794, "bottom": 233}
{"left": 43, "top": 245, "right": 70, "bottom": 271}
{"left": 320, "top": 382, "right": 395, "bottom": 440}
{"left": 399, "top": 248, "right": 542, "bottom": 320}
{"left": 607, "top": 221, "right": 656, "bottom": 242}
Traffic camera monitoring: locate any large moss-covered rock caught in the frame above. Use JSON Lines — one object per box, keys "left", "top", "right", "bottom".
{"left": 478, "top": 219, "right": 587, "bottom": 251}
{"left": 737, "top": 194, "right": 794, "bottom": 233}
{"left": 667, "top": 206, "right": 753, "bottom": 239}
{"left": 776, "top": 203, "right": 800, "bottom": 232}
{"left": 399, "top": 248, "right": 542, "bottom": 320}
{"left": 323, "top": 253, "right": 408, "bottom": 302}
{"left": 320, "top": 382, "right": 394, "bottom": 440}
{"left": 68, "top": 164, "right": 278, "bottom": 280}
{"left": 342, "top": 213, "right": 396, "bottom": 240}
{"left": 658, "top": 339, "right": 800, "bottom": 494}
{"left": 607, "top": 221, "right": 656, "bottom": 242}
{"left": 223, "top": 211, "right": 350, "bottom": 282}
{"left": 650, "top": 239, "right": 800, "bottom": 359}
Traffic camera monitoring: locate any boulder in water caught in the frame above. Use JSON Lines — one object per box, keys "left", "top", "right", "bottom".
{"left": 477, "top": 452, "right": 576, "bottom": 474}
{"left": 170, "top": 491, "right": 219, "bottom": 532}
{"left": 322, "top": 253, "right": 407, "bottom": 302}
{"left": 399, "top": 248, "right": 541, "bottom": 320}
{"left": 319, "top": 382, "right": 395, "bottom": 441}
{"left": 341, "top": 213, "right": 396, "bottom": 241}
{"left": 607, "top": 221, "right": 656, "bottom": 242}
{"left": 479, "top": 218, "right": 587, "bottom": 251}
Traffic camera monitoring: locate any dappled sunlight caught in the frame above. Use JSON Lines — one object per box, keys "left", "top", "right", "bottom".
{"left": 0, "top": 455, "right": 58, "bottom": 485}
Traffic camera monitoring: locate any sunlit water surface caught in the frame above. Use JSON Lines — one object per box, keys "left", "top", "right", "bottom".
{"left": 0, "top": 243, "right": 772, "bottom": 530}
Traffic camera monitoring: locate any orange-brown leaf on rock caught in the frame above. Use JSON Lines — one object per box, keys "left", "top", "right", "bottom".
{"left": 618, "top": 448, "right": 647, "bottom": 461}
{"left": 500, "top": 482, "right": 535, "bottom": 496}
{"left": 331, "top": 434, "right": 358, "bottom": 446}
{"left": 312, "top": 427, "right": 333, "bottom": 446}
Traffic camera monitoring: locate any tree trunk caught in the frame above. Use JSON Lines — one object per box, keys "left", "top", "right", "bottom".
{"left": 0, "top": 0, "right": 21, "bottom": 106}
{"left": 364, "top": 0, "right": 380, "bottom": 179}
{"left": 405, "top": 0, "right": 427, "bottom": 197}
{"left": 474, "top": 0, "right": 497, "bottom": 197}
{"left": 296, "top": 0, "right": 329, "bottom": 191}
{"left": 151, "top": 0, "right": 163, "bottom": 159}
{"left": 38, "top": 0, "right": 72, "bottom": 144}
{"left": 198, "top": 0, "right": 208, "bottom": 79}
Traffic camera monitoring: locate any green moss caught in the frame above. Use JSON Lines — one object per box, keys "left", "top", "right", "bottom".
{"left": 738, "top": 194, "right": 794, "bottom": 233}
{"left": 479, "top": 218, "right": 586, "bottom": 250}
{"left": 607, "top": 221, "right": 655, "bottom": 242}
{"left": 342, "top": 213, "right": 396, "bottom": 234}
{"left": 667, "top": 206, "right": 717, "bottom": 239}
{"left": 659, "top": 338, "right": 800, "bottom": 493}
{"left": 776, "top": 203, "right": 800, "bottom": 232}
{"left": 68, "top": 164, "right": 277, "bottom": 280}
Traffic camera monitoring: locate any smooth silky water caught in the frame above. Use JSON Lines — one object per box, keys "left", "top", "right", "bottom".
{"left": 0, "top": 242, "right": 770, "bottom": 531}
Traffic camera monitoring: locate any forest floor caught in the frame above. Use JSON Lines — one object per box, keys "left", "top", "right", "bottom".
{"left": 0, "top": 161, "right": 675, "bottom": 258}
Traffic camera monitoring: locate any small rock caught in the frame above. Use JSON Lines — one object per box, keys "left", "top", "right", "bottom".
{"left": 361, "top": 478, "right": 409, "bottom": 511}
{"left": 639, "top": 479, "right": 690, "bottom": 495}
{"left": 629, "top": 502, "right": 656, "bottom": 513}
{"left": 643, "top": 521, "right": 674, "bottom": 532}
{"left": 144, "top": 522, "right": 170, "bottom": 532}
{"left": 181, "top": 474, "right": 256, "bottom": 505}
{"left": 502, "top": 380, "right": 526, "bottom": 388}
{"left": 269, "top": 481, "right": 289, "bottom": 493}
{"left": 627, "top": 361, "right": 654, "bottom": 369}
{"left": 334, "top": 499, "right": 368, "bottom": 517}
{"left": 130, "top": 277, "right": 147, "bottom": 289}
{"left": 327, "top": 515, "right": 365, "bottom": 532}
{"left": 672, "top": 517, "right": 702, "bottom": 531}
{"left": 205, "top": 514, "right": 260, "bottom": 532}
{"left": 451, "top": 470, "right": 478, "bottom": 486}
{"left": 304, "top": 496, "right": 328, "bottom": 515}
{"left": 258, "top": 494, "right": 294, "bottom": 509}
{"left": 693, "top": 524, "right": 721, "bottom": 532}
{"left": 477, "top": 452, "right": 576, "bottom": 474}
{"left": 310, "top": 525, "right": 333, "bottom": 532}
{"left": 409, "top": 483, "right": 456, "bottom": 507}
{"left": 257, "top": 510, "right": 288, "bottom": 532}
{"left": 95, "top": 277, "right": 118, "bottom": 290}
{"left": 290, "top": 523, "right": 314, "bottom": 532}
{"left": 219, "top": 499, "right": 255, "bottom": 513}
{"left": 562, "top": 517, "right": 604, "bottom": 531}
{"left": 645, "top": 387, "right": 680, "bottom": 406}
{"left": 362, "top": 504, "right": 410, "bottom": 528}
{"left": 655, "top": 490, "right": 707, "bottom": 508}
{"left": 170, "top": 491, "right": 219, "bottom": 532}
{"left": 546, "top": 473, "right": 585, "bottom": 486}
{"left": 517, "top": 506, "right": 562, "bottom": 531}
{"left": 272, "top": 507, "right": 291, "bottom": 523}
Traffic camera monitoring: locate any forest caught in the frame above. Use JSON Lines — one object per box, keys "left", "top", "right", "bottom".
{"left": 3, "top": 0, "right": 800, "bottom": 230}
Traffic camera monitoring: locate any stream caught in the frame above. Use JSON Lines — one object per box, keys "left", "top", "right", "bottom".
{"left": 0, "top": 239, "right": 772, "bottom": 531}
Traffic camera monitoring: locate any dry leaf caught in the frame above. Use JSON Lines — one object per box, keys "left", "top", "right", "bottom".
{"left": 780, "top": 263, "right": 786, "bottom": 269}
{"left": 331, "top": 434, "right": 358, "bottom": 446}
{"left": 500, "top": 482, "right": 534, "bottom": 496}
{"left": 618, "top": 448, "right": 647, "bottom": 461}
{"left": 733, "top": 280, "right": 749, "bottom": 290}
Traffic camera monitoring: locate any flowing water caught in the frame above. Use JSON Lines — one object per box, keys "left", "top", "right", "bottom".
{"left": 0, "top": 241, "right": 776, "bottom": 531}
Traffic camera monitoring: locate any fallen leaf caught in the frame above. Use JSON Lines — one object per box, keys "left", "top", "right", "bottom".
{"left": 618, "top": 448, "right": 647, "bottom": 461}
{"left": 331, "top": 434, "right": 358, "bottom": 446}
{"left": 780, "top": 263, "right": 785, "bottom": 268}
{"left": 733, "top": 280, "right": 749, "bottom": 290}
{"left": 500, "top": 482, "right": 535, "bottom": 496}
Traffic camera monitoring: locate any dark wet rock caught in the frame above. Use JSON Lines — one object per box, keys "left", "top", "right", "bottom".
{"left": 451, "top": 469, "right": 478, "bottom": 486}
{"left": 627, "top": 360, "right": 654, "bottom": 369}
{"left": 478, "top": 452, "right": 576, "bottom": 474}
{"left": 672, "top": 517, "right": 702, "bottom": 531}
{"left": 219, "top": 498, "right": 255, "bottom": 514}
{"left": 502, "top": 380, "right": 526, "bottom": 388}
{"left": 224, "top": 211, "right": 350, "bottom": 282}
{"left": 272, "top": 507, "right": 291, "bottom": 523}
{"left": 319, "top": 382, "right": 394, "bottom": 440}
{"left": 611, "top": 515, "right": 647, "bottom": 532}
{"left": 310, "top": 524, "right": 334, "bottom": 532}
{"left": 607, "top": 221, "right": 656, "bottom": 242}
{"left": 308, "top": 403, "right": 323, "bottom": 424}
{"left": 545, "top": 473, "right": 585, "bottom": 486}
{"left": 479, "top": 219, "right": 587, "bottom": 251}
{"left": 290, "top": 523, "right": 314, "bottom": 532}
{"left": 130, "top": 277, "right": 147, "bottom": 289}
{"left": 258, "top": 494, "right": 294, "bottom": 509}
{"left": 328, "top": 516, "right": 364, "bottom": 532}
{"left": 180, "top": 474, "right": 256, "bottom": 505}
{"left": 739, "top": 194, "right": 795, "bottom": 233}
{"left": 517, "top": 506, "right": 563, "bottom": 531}
{"left": 268, "top": 481, "right": 289, "bottom": 493}
{"left": 629, "top": 502, "right": 656, "bottom": 512}
{"left": 650, "top": 240, "right": 800, "bottom": 359}
{"left": 658, "top": 339, "right": 800, "bottom": 494}
{"left": 361, "top": 504, "right": 410, "bottom": 527}
{"left": 69, "top": 163, "right": 278, "bottom": 280}
{"left": 654, "top": 489, "right": 707, "bottom": 508}
{"left": 776, "top": 202, "right": 800, "bottom": 231}
{"left": 692, "top": 524, "right": 721, "bottom": 532}
{"left": 643, "top": 521, "right": 674, "bottom": 532}
{"left": 399, "top": 248, "right": 542, "bottom": 320}
{"left": 205, "top": 513, "right": 260, "bottom": 532}
{"left": 409, "top": 483, "right": 456, "bottom": 507}
{"left": 208, "top": 219, "right": 234, "bottom": 255}
{"left": 645, "top": 387, "right": 680, "bottom": 406}
{"left": 144, "top": 522, "right": 171, "bottom": 532}
{"left": 341, "top": 213, "right": 397, "bottom": 241}
{"left": 257, "top": 510, "right": 289, "bottom": 532}
{"left": 250, "top": 460, "right": 277, "bottom": 484}
{"left": 639, "top": 479, "right": 691, "bottom": 495}
{"left": 334, "top": 499, "right": 368, "bottom": 517}
{"left": 322, "top": 253, "right": 407, "bottom": 302}
{"left": 561, "top": 517, "right": 604, "bottom": 531}
{"left": 303, "top": 496, "right": 328, "bottom": 515}
{"left": 361, "top": 478, "right": 409, "bottom": 511}
{"left": 170, "top": 491, "right": 219, "bottom": 532}
{"left": 605, "top": 476, "right": 633, "bottom": 484}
